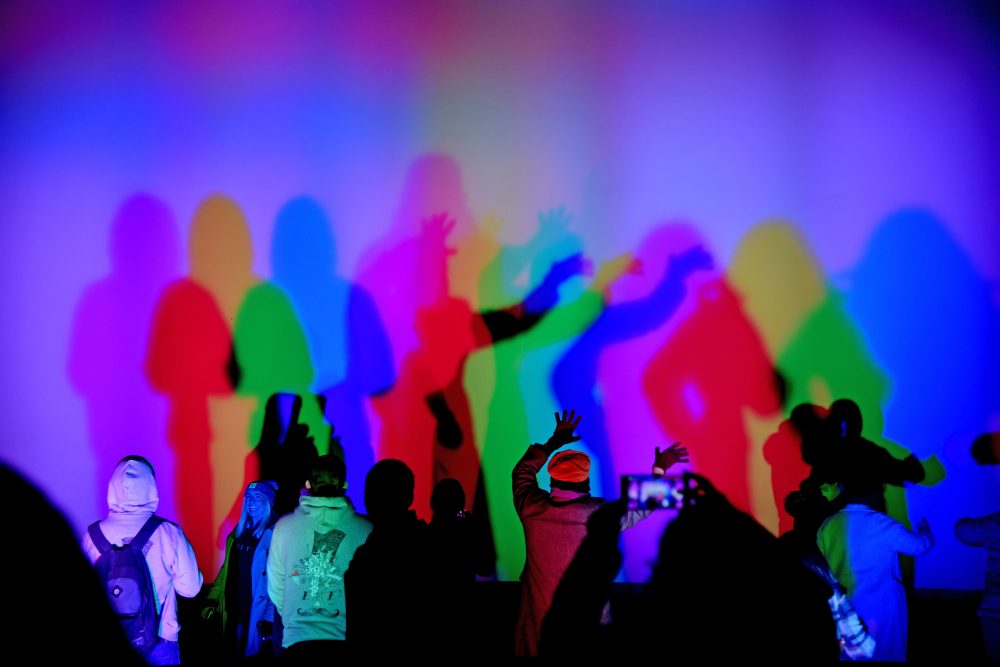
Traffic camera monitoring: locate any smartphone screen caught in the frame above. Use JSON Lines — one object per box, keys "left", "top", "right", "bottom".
{"left": 622, "top": 474, "right": 685, "bottom": 510}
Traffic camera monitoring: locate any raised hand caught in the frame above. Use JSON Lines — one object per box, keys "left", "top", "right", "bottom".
{"left": 668, "top": 245, "right": 713, "bottom": 278}
{"left": 547, "top": 409, "right": 582, "bottom": 449}
{"left": 654, "top": 442, "right": 689, "bottom": 473}
{"left": 421, "top": 212, "right": 458, "bottom": 257}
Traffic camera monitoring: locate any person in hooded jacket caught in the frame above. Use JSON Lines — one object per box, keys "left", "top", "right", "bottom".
{"left": 202, "top": 480, "right": 279, "bottom": 660}
{"left": 267, "top": 454, "right": 371, "bottom": 657}
{"left": 81, "top": 455, "right": 203, "bottom": 666}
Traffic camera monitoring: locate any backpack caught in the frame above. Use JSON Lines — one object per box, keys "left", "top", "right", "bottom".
{"left": 88, "top": 516, "right": 166, "bottom": 655}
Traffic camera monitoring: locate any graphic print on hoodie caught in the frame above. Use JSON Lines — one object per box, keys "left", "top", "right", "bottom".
{"left": 292, "top": 529, "right": 347, "bottom": 617}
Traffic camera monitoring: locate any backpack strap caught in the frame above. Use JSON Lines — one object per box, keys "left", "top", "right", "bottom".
{"left": 131, "top": 516, "right": 166, "bottom": 554}
{"left": 87, "top": 521, "right": 113, "bottom": 554}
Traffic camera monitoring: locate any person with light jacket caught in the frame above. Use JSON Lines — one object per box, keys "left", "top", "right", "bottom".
{"left": 81, "top": 455, "right": 202, "bottom": 665}
{"left": 267, "top": 455, "right": 371, "bottom": 657}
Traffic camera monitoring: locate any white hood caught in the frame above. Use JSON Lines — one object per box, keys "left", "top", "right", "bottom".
{"left": 107, "top": 458, "right": 159, "bottom": 515}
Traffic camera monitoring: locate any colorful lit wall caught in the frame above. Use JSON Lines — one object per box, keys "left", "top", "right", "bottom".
{"left": 2, "top": 0, "right": 998, "bottom": 589}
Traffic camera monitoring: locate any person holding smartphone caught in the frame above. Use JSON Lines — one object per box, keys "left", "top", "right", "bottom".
{"left": 512, "top": 409, "right": 686, "bottom": 656}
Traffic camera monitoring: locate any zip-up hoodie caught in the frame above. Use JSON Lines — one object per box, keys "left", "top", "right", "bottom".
{"left": 81, "top": 459, "right": 203, "bottom": 642}
{"left": 267, "top": 494, "right": 372, "bottom": 647}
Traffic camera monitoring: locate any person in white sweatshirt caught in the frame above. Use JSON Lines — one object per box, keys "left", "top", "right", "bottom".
{"left": 81, "top": 455, "right": 202, "bottom": 665}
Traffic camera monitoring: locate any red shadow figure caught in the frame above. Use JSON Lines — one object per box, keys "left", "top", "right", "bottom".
{"left": 145, "top": 195, "right": 256, "bottom": 571}
{"left": 642, "top": 278, "right": 784, "bottom": 514}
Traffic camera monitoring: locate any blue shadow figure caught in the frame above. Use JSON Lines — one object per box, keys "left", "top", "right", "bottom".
{"left": 271, "top": 197, "right": 395, "bottom": 512}
{"left": 552, "top": 239, "right": 711, "bottom": 500}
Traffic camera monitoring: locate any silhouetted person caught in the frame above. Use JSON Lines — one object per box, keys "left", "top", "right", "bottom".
{"left": 799, "top": 398, "right": 925, "bottom": 526}
{"left": 542, "top": 469, "right": 836, "bottom": 661}
{"left": 971, "top": 431, "right": 1000, "bottom": 466}
{"left": 955, "top": 436, "right": 1000, "bottom": 661}
{"left": 429, "top": 477, "right": 476, "bottom": 584}
{"left": 539, "top": 500, "right": 629, "bottom": 659}
{"left": 513, "top": 409, "right": 687, "bottom": 656}
{"left": 3, "top": 462, "right": 145, "bottom": 665}
{"left": 427, "top": 478, "right": 477, "bottom": 655}
{"left": 81, "top": 456, "right": 203, "bottom": 665}
{"left": 267, "top": 455, "right": 370, "bottom": 657}
{"left": 641, "top": 473, "right": 836, "bottom": 662}
{"left": 776, "top": 484, "right": 841, "bottom": 660}
{"left": 955, "top": 511, "right": 1000, "bottom": 661}
{"left": 345, "top": 459, "right": 439, "bottom": 655}
{"left": 254, "top": 393, "right": 322, "bottom": 519}
{"left": 763, "top": 403, "right": 829, "bottom": 535}
{"left": 818, "top": 484, "right": 934, "bottom": 662}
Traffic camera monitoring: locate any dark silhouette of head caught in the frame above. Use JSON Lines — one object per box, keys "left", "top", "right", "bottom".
{"left": 829, "top": 398, "right": 863, "bottom": 439}
{"left": 307, "top": 455, "right": 347, "bottom": 498}
{"left": 430, "top": 478, "right": 466, "bottom": 521}
{"left": 365, "top": 459, "right": 415, "bottom": 524}
{"left": 790, "top": 403, "right": 829, "bottom": 467}
{"left": 839, "top": 481, "right": 886, "bottom": 513}
{"left": 971, "top": 432, "right": 999, "bottom": 465}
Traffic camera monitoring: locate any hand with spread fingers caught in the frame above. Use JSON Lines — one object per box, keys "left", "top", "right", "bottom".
{"left": 653, "top": 442, "right": 689, "bottom": 476}
{"left": 545, "top": 409, "right": 583, "bottom": 450}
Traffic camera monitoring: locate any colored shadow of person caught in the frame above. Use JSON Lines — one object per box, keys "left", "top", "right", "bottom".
{"left": 848, "top": 208, "right": 997, "bottom": 588}
{"left": 473, "top": 208, "right": 638, "bottom": 580}
{"left": 373, "top": 213, "right": 586, "bottom": 543}
{"left": 642, "top": 275, "right": 785, "bottom": 515}
{"left": 595, "top": 224, "right": 713, "bottom": 580}
{"left": 776, "top": 251, "right": 926, "bottom": 544}
{"left": 68, "top": 193, "right": 181, "bottom": 523}
{"left": 145, "top": 194, "right": 257, "bottom": 572}
{"left": 728, "top": 221, "right": 829, "bottom": 531}
{"left": 231, "top": 248, "right": 322, "bottom": 460}
{"left": 269, "top": 196, "right": 394, "bottom": 513}
{"left": 356, "top": 153, "right": 476, "bottom": 374}
{"left": 552, "top": 238, "right": 712, "bottom": 509}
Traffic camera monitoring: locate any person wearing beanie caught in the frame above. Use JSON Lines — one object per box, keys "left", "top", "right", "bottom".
{"left": 513, "top": 410, "right": 687, "bottom": 656}
{"left": 81, "top": 455, "right": 203, "bottom": 665}
{"left": 202, "top": 480, "right": 280, "bottom": 659}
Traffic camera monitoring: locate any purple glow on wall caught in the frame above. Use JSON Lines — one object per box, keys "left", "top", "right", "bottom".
{"left": 1, "top": 0, "right": 998, "bottom": 588}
